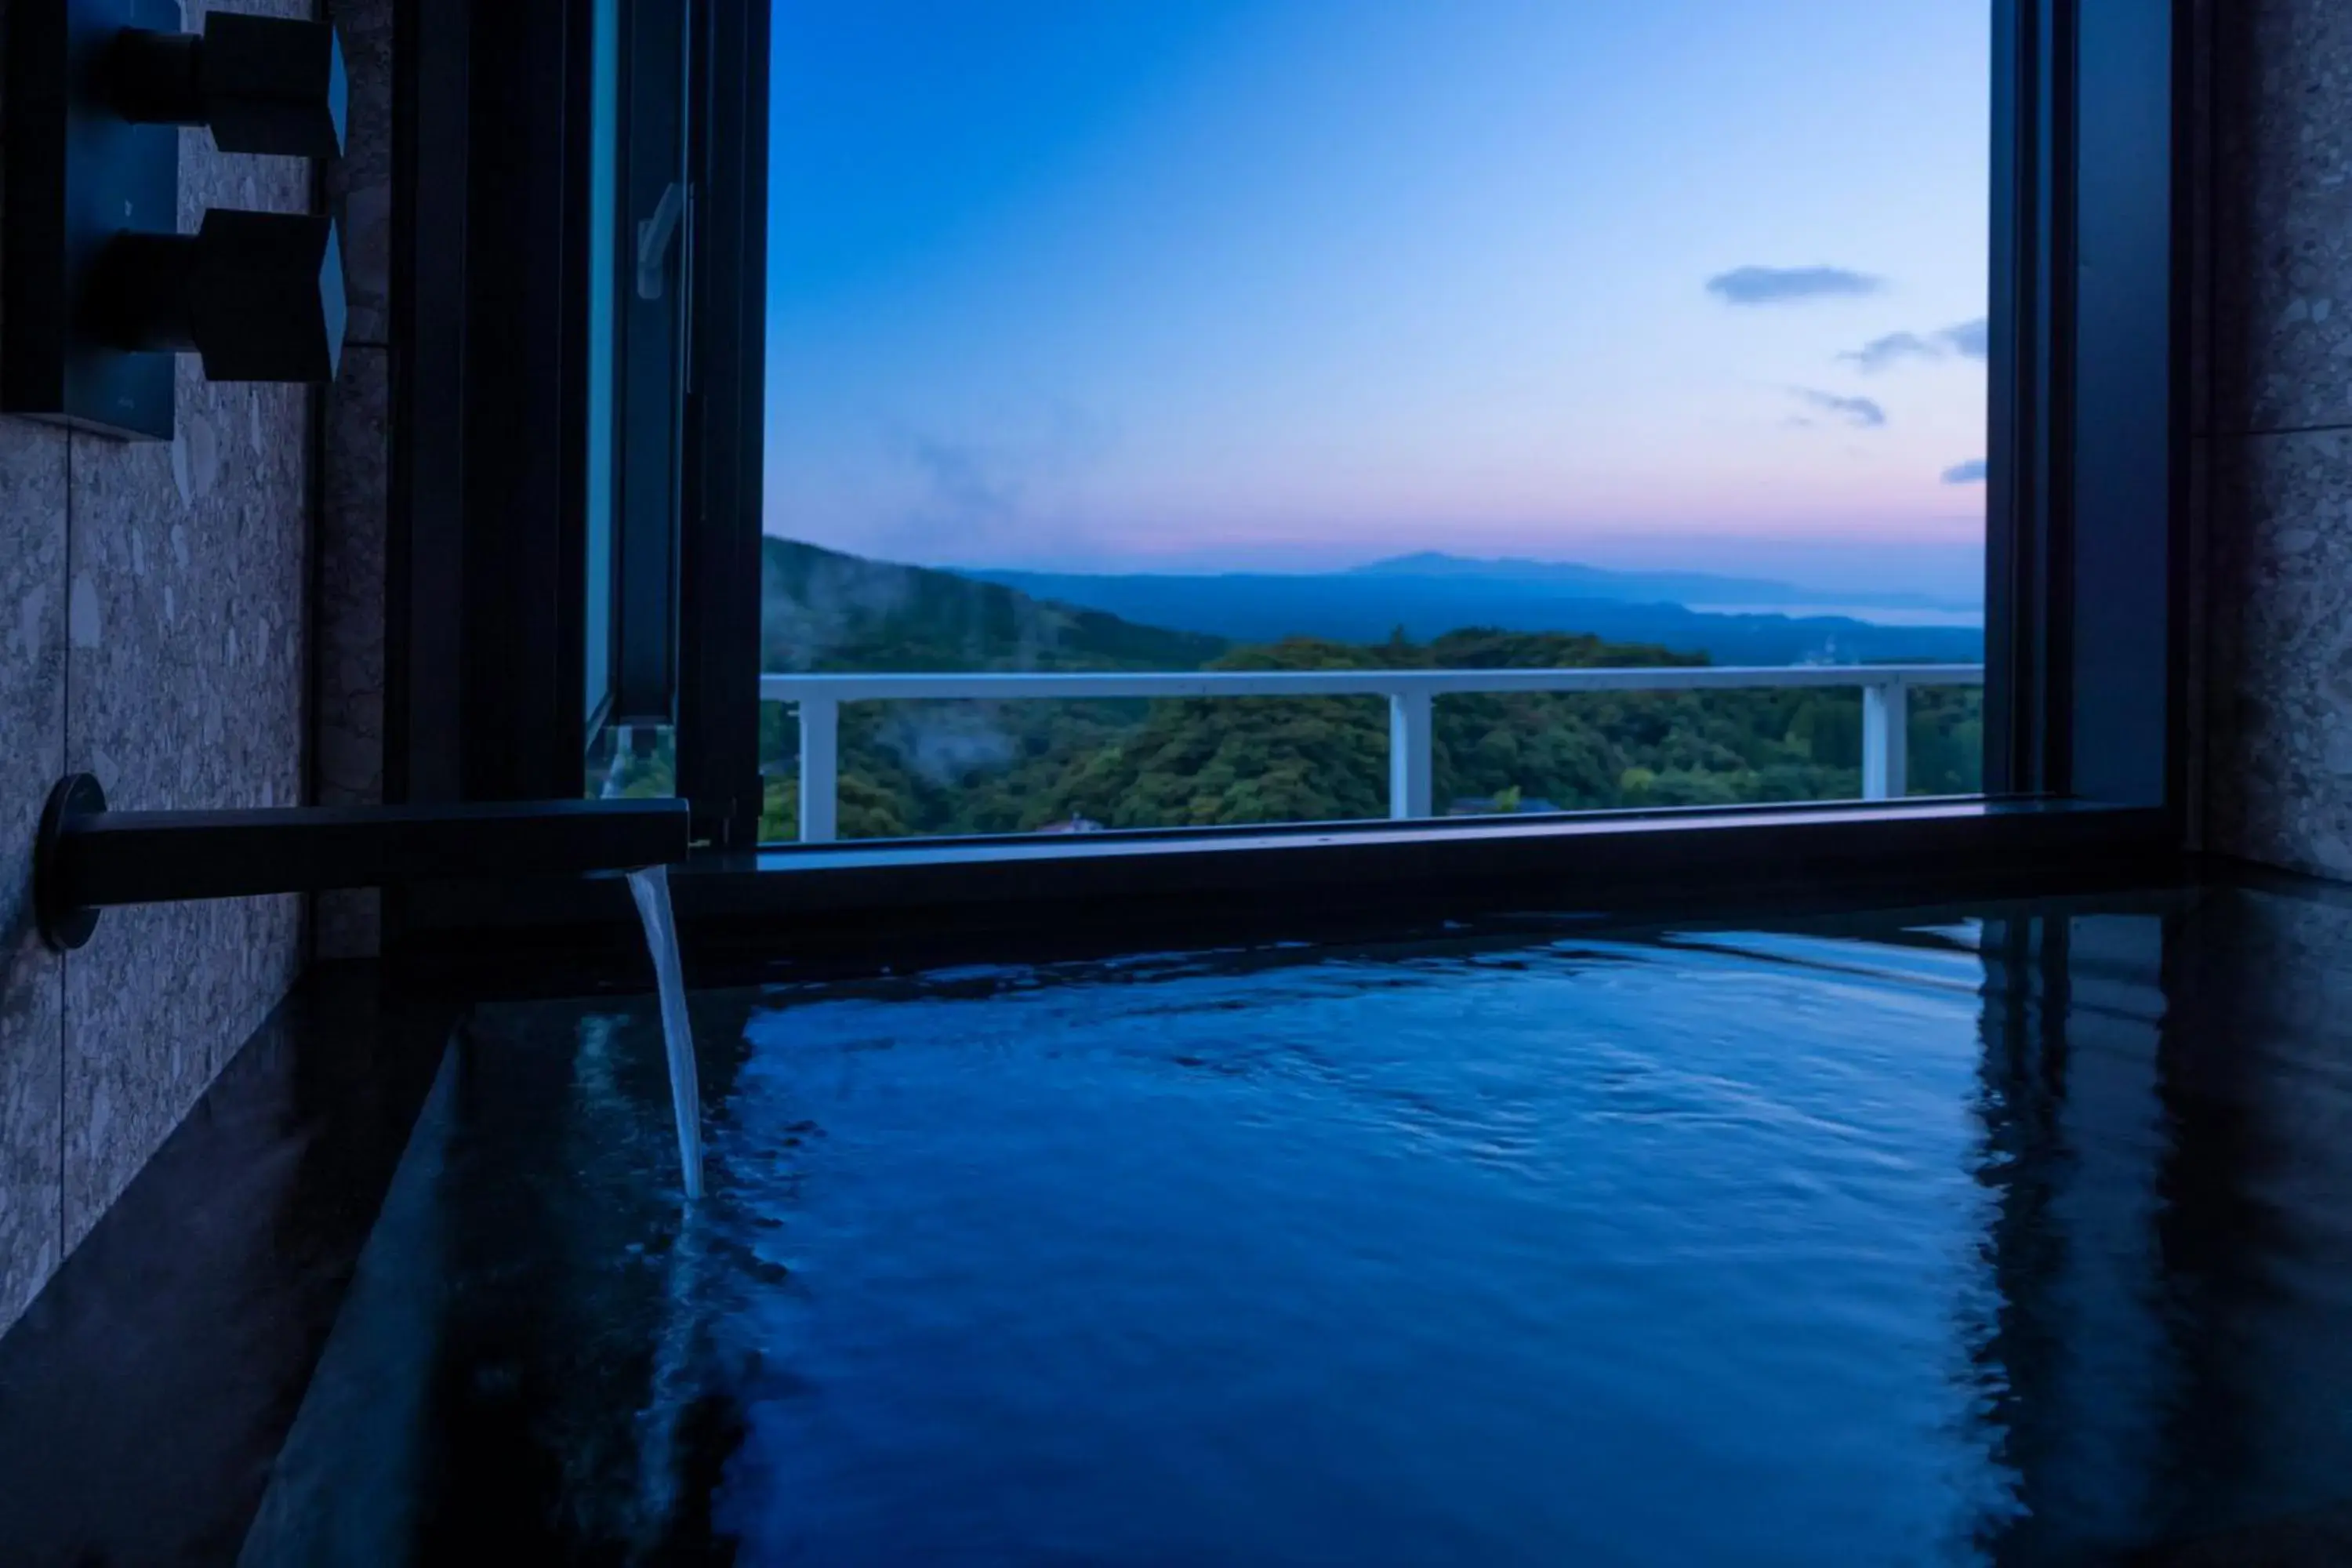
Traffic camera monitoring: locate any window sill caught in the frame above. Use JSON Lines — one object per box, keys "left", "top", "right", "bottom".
{"left": 395, "top": 796, "right": 2180, "bottom": 982}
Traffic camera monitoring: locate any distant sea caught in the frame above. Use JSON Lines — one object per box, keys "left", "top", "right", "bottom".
{"left": 1685, "top": 604, "right": 1984, "bottom": 629}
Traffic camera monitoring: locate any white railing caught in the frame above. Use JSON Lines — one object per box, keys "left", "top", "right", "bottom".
{"left": 758, "top": 664, "right": 1986, "bottom": 844}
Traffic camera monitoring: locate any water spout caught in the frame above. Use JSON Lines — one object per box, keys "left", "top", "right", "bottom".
{"left": 626, "top": 865, "right": 705, "bottom": 1200}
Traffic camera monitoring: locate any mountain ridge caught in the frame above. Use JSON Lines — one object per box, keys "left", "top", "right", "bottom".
{"left": 1345, "top": 551, "right": 1976, "bottom": 612}
{"left": 963, "top": 564, "right": 1982, "bottom": 667}
{"left": 757, "top": 535, "right": 1983, "bottom": 671}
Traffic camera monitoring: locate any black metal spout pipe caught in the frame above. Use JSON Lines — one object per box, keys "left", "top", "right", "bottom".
{"left": 34, "top": 774, "right": 689, "bottom": 951}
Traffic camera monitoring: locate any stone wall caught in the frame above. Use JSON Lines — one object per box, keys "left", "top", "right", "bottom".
{"left": 1, "top": 0, "right": 320, "bottom": 1332}
{"left": 2202, "top": 1, "right": 2352, "bottom": 875}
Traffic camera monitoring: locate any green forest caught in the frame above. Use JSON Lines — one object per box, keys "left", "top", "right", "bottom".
{"left": 717, "top": 539, "right": 1984, "bottom": 843}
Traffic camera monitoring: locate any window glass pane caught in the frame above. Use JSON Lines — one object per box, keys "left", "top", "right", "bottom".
{"left": 586, "top": 0, "right": 687, "bottom": 797}
{"left": 762, "top": 2, "right": 1988, "bottom": 843}
{"left": 583, "top": 0, "right": 622, "bottom": 727}
{"left": 612, "top": 0, "right": 688, "bottom": 729}
{"left": 589, "top": 721, "right": 677, "bottom": 800}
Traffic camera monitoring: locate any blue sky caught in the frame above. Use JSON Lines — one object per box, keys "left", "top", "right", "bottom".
{"left": 765, "top": 1, "right": 1990, "bottom": 594}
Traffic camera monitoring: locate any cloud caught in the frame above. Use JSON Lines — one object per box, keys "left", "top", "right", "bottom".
{"left": 1941, "top": 318, "right": 1989, "bottom": 359}
{"left": 1840, "top": 318, "right": 1990, "bottom": 372}
{"left": 1841, "top": 331, "right": 1942, "bottom": 373}
{"left": 1791, "top": 387, "right": 1888, "bottom": 429}
{"left": 1706, "top": 265, "right": 1884, "bottom": 306}
{"left": 1941, "top": 458, "right": 1988, "bottom": 485}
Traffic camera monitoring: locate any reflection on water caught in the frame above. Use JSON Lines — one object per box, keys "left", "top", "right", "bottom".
{"left": 241, "top": 882, "right": 2352, "bottom": 1565}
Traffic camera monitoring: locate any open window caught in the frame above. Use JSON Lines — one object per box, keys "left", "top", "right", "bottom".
{"left": 746, "top": 5, "right": 2006, "bottom": 848}
{"left": 388, "top": 0, "right": 2183, "bottom": 951}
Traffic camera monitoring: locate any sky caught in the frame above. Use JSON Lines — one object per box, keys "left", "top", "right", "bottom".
{"left": 764, "top": 1, "right": 1991, "bottom": 597}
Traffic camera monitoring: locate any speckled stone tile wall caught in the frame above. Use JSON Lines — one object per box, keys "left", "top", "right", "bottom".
{"left": 0, "top": 422, "right": 70, "bottom": 1332}
{"left": 2210, "top": 0, "right": 2352, "bottom": 437}
{"left": 60, "top": 372, "right": 310, "bottom": 1250}
{"left": 315, "top": 0, "right": 391, "bottom": 958}
{"left": 2201, "top": 0, "right": 2352, "bottom": 880}
{"left": 2, "top": 0, "right": 322, "bottom": 1328}
{"left": 2207, "top": 434, "right": 2352, "bottom": 877}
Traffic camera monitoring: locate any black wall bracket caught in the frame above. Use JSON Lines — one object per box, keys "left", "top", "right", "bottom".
{"left": 34, "top": 774, "right": 692, "bottom": 953}
{"left": 2, "top": 0, "right": 348, "bottom": 441}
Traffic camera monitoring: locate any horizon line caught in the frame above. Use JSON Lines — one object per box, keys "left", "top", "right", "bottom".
{"left": 760, "top": 532, "right": 1990, "bottom": 608}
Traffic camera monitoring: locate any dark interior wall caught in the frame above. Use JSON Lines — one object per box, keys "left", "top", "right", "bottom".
{"left": 0, "top": 0, "right": 325, "bottom": 1333}
{"left": 2198, "top": 0, "right": 2352, "bottom": 877}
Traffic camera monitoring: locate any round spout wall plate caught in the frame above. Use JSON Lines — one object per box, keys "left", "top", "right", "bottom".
{"left": 35, "top": 773, "right": 107, "bottom": 952}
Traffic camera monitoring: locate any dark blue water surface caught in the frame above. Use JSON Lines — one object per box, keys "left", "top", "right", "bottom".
{"left": 239, "top": 887, "right": 2352, "bottom": 1565}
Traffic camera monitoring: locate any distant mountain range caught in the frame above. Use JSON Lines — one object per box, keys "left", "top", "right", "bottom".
{"left": 757, "top": 538, "right": 1982, "bottom": 672}
{"left": 1345, "top": 552, "right": 1979, "bottom": 614}
{"left": 968, "top": 556, "right": 1983, "bottom": 667}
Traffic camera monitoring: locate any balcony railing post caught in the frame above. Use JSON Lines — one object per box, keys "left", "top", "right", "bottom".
{"left": 1861, "top": 678, "right": 1908, "bottom": 801}
{"left": 1388, "top": 688, "right": 1434, "bottom": 820}
{"left": 798, "top": 697, "right": 840, "bottom": 843}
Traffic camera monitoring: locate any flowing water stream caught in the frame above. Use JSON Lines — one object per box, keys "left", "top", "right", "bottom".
{"left": 625, "top": 866, "right": 704, "bottom": 1200}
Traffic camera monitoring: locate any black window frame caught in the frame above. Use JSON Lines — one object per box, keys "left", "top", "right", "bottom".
{"left": 605, "top": 0, "right": 694, "bottom": 731}
{"left": 384, "top": 0, "right": 2192, "bottom": 961}
{"left": 579, "top": 0, "right": 697, "bottom": 758}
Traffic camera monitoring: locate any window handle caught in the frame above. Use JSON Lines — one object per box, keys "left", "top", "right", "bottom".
{"left": 636, "top": 181, "right": 688, "bottom": 301}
